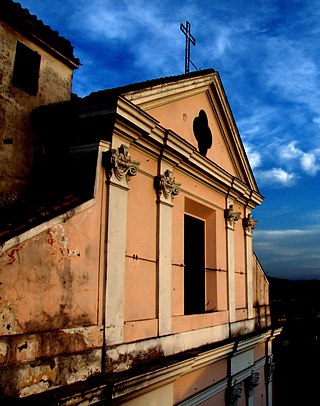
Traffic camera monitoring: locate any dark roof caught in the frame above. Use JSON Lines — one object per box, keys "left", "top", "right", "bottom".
{"left": 0, "top": 143, "right": 99, "bottom": 246}
{"left": 82, "top": 68, "right": 215, "bottom": 104}
{"left": 0, "top": 0, "right": 79, "bottom": 67}
{"left": 0, "top": 193, "right": 85, "bottom": 245}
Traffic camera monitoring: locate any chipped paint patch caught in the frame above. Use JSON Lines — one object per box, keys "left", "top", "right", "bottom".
{"left": 106, "top": 342, "right": 164, "bottom": 373}
{"left": 0, "top": 348, "right": 102, "bottom": 398}
{"left": 0, "top": 302, "right": 22, "bottom": 335}
{"left": 0, "top": 325, "right": 103, "bottom": 367}
{"left": 0, "top": 341, "right": 9, "bottom": 365}
{"left": 15, "top": 337, "right": 39, "bottom": 362}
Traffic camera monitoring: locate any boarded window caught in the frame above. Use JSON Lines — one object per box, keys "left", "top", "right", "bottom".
{"left": 12, "top": 41, "right": 41, "bottom": 95}
{"left": 184, "top": 214, "right": 205, "bottom": 314}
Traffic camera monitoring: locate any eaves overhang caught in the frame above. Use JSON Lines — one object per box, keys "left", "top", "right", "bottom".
{"left": 0, "top": 0, "right": 80, "bottom": 68}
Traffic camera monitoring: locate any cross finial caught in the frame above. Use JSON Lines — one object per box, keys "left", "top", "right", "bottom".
{"left": 180, "top": 20, "right": 197, "bottom": 74}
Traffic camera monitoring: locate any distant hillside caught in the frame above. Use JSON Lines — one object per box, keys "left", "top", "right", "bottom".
{"left": 268, "top": 276, "right": 320, "bottom": 305}
{"left": 268, "top": 276, "right": 320, "bottom": 328}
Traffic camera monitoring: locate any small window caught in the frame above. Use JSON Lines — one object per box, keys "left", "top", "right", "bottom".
{"left": 12, "top": 41, "right": 41, "bottom": 95}
{"left": 184, "top": 214, "right": 205, "bottom": 314}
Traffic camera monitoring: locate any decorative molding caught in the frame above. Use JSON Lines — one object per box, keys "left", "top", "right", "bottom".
{"left": 103, "top": 144, "right": 140, "bottom": 184}
{"left": 243, "top": 213, "right": 257, "bottom": 233}
{"left": 154, "top": 169, "right": 181, "bottom": 201}
{"left": 245, "top": 371, "right": 260, "bottom": 398}
{"left": 224, "top": 205, "right": 241, "bottom": 228}
{"left": 228, "top": 380, "right": 242, "bottom": 405}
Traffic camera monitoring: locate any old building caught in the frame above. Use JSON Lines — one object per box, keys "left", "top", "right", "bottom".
{"left": 0, "top": 1, "right": 281, "bottom": 404}
{"left": 0, "top": 0, "right": 79, "bottom": 207}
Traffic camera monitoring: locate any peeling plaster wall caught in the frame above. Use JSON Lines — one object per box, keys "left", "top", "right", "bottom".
{"left": 0, "top": 208, "right": 101, "bottom": 334}
{"left": 0, "top": 21, "right": 75, "bottom": 207}
{"left": 0, "top": 193, "right": 105, "bottom": 398}
{"left": 0, "top": 348, "right": 102, "bottom": 398}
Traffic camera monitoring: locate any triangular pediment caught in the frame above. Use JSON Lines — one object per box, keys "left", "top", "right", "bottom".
{"left": 122, "top": 70, "right": 258, "bottom": 193}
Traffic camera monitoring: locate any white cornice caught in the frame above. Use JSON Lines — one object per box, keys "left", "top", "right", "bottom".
{"left": 111, "top": 329, "right": 274, "bottom": 402}
{"left": 123, "top": 74, "right": 216, "bottom": 110}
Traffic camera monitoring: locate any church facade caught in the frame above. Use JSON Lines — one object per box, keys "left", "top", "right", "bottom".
{"left": 0, "top": 1, "right": 281, "bottom": 404}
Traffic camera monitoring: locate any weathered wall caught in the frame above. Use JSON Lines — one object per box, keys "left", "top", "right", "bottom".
{"left": 253, "top": 254, "right": 271, "bottom": 328}
{"left": 0, "top": 206, "right": 101, "bottom": 334}
{"left": 0, "top": 21, "right": 75, "bottom": 207}
{"left": 0, "top": 178, "right": 105, "bottom": 398}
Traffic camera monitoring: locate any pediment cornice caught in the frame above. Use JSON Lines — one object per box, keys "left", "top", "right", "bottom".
{"left": 114, "top": 97, "right": 263, "bottom": 207}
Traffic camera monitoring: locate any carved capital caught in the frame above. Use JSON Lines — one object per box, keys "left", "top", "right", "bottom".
{"left": 103, "top": 145, "right": 140, "bottom": 184}
{"left": 225, "top": 205, "right": 241, "bottom": 228}
{"left": 228, "top": 381, "right": 242, "bottom": 405}
{"left": 245, "top": 371, "right": 260, "bottom": 397}
{"left": 154, "top": 170, "right": 181, "bottom": 201}
{"left": 243, "top": 213, "right": 258, "bottom": 233}
{"left": 266, "top": 354, "right": 275, "bottom": 383}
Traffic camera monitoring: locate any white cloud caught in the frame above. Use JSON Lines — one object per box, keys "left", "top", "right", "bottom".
{"left": 243, "top": 142, "right": 262, "bottom": 169}
{"left": 279, "top": 141, "right": 320, "bottom": 176}
{"left": 256, "top": 168, "right": 296, "bottom": 187}
{"left": 300, "top": 152, "right": 319, "bottom": 175}
{"left": 279, "top": 141, "right": 301, "bottom": 160}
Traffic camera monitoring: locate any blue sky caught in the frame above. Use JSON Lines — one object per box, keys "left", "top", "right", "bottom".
{"left": 18, "top": 0, "right": 320, "bottom": 280}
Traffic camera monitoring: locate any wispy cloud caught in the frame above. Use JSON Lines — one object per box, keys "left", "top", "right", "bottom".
{"left": 243, "top": 142, "right": 262, "bottom": 169}
{"left": 264, "top": 37, "right": 320, "bottom": 105}
{"left": 279, "top": 141, "right": 320, "bottom": 176}
{"left": 256, "top": 168, "right": 297, "bottom": 187}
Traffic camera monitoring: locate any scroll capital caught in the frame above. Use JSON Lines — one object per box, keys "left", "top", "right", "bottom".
{"left": 245, "top": 371, "right": 260, "bottom": 397}
{"left": 225, "top": 204, "right": 241, "bottom": 228}
{"left": 103, "top": 144, "right": 140, "bottom": 185}
{"left": 154, "top": 169, "right": 181, "bottom": 202}
{"left": 266, "top": 354, "right": 275, "bottom": 383}
{"left": 243, "top": 213, "right": 258, "bottom": 234}
{"left": 228, "top": 380, "right": 242, "bottom": 405}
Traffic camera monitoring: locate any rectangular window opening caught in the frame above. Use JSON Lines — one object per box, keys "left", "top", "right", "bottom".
{"left": 184, "top": 214, "right": 205, "bottom": 315}
{"left": 12, "top": 41, "right": 41, "bottom": 95}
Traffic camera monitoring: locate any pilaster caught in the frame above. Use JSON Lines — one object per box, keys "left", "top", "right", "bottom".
{"left": 225, "top": 202, "right": 241, "bottom": 323}
{"left": 245, "top": 371, "right": 260, "bottom": 406}
{"left": 154, "top": 168, "right": 180, "bottom": 336}
{"left": 266, "top": 354, "right": 275, "bottom": 406}
{"left": 103, "top": 144, "right": 140, "bottom": 345}
{"left": 243, "top": 211, "right": 258, "bottom": 320}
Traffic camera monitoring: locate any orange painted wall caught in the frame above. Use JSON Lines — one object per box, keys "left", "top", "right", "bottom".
{"left": 0, "top": 198, "right": 103, "bottom": 335}
{"left": 149, "top": 93, "right": 237, "bottom": 176}
{"left": 124, "top": 148, "right": 158, "bottom": 339}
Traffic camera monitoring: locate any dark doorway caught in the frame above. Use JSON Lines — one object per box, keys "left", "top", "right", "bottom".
{"left": 184, "top": 214, "right": 205, "bottom": 314}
